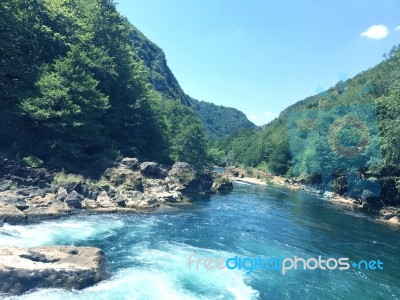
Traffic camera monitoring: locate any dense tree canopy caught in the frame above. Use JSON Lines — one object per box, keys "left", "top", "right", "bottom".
{"left": 0, "top": 0, "right": 209, "bottom": 175}
{"left": 187, "top": 97, "right": 256, "bottom": 140}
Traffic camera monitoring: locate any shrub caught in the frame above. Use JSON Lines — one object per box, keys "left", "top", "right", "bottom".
{"left": 22, "top": 156, "right": 44, "bottom": 168}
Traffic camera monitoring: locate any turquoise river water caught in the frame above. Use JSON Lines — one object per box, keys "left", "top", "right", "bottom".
{"left": 0, "top": 182, "right": 399, "bottom": 299}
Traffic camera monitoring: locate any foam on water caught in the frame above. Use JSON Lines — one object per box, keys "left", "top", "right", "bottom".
{"left": 233, "top": 181, "right": 252, "bottom": 186}
{"left": 0, "top": 215, "right": 258, "bottom": 300}
{"left": 1, "top": 185, "right": 399, "bottom": 299}
{"left": 5, "top": 267, "right": 257, "bottom": 300}
{"left": 0, "top": 216, "right": 125, "bottom": 247}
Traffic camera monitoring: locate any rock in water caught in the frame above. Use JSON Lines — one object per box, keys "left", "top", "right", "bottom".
{"left": 0, "top": 246, "right": 108, "bottom": 295}
{"left": 211, "top": 176, "right": 233, "bottom": 192}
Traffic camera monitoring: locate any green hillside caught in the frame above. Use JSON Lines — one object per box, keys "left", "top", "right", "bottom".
{"left": 128, "top": 25, "right": 256, "bottom": 139}
{"left": 0, "top": 0, "right": 208, "bottom": 174}
{"left": 187, "top": 97, "right": 256, "bottom": 140}
{"left": 211, "top": 45, "right": 400, "bottom": 206}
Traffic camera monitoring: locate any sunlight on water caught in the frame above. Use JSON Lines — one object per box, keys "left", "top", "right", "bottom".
{"left": 1, "top": 184, "right": 399, "bottom": 299}
{"left": 1, "top": 216, "right": 258, "bottom": 300}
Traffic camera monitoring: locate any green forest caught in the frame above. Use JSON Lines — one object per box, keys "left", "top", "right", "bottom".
{"left": 0, "top": 0, "right": 249, "bottom": 176}
{"left": 187, "top": 97, "right": 256, "bottom": 140}
{"left": 127, "top": 22, "right": 256, "bottom": 140}
{"left": 0, "top": 0, "right": 255, "bottom": 175}
{"left": 211, "top": 45, "right": 400, "bottom": 206}
{"left": 2, "top": 0, "right": 400, "bottom": 207}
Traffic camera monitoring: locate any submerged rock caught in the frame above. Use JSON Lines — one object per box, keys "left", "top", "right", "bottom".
{"left": 0, "top": 245, "right": 108, "bottom": 295}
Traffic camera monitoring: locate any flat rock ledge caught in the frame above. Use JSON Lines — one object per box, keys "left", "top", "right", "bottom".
{"left": 0, "top": 245, "right": 108, "bottom": 295}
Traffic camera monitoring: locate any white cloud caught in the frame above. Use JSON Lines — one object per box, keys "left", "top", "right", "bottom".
{"left": 396, "top": 26, "right": 400, "bottom": 31}
{"left": 361, "top": 24, "right": 389, "bottom": 39}
{"left": 264, "top": 111, "right": 273, "bottom": 117}
{"left": 247, "top": 114, "right": 259, "bottom": 121}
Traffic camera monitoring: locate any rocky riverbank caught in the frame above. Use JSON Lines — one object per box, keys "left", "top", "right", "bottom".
{"left": 0, "top": 158, "right": 232, "bottom": 225}
{"left": 0, "top": 245, "right": 107, "bottom": 295}
{"left": 0, "top": 159, "right": 233, "bottom": 294}
{"left": 224, "top": 166, "right": 400, "bottom": 225}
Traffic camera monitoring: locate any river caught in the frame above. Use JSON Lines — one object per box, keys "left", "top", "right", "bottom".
{"left": 1, "top": 182, "right": 399, "bottom": 299}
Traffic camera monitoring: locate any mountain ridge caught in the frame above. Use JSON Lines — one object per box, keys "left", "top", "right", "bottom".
{"left": 211, "top": 44, "right": 400, "bottom": 206}
{"left": 128, "top": 24, "right": 256, "bottom": 139}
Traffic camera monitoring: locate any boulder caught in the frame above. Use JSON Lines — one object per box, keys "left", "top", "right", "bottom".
{"left": 124, "top": 191, "right": 144, "bottom": 207}
{"left": 68, "top": 183, "right": 91, "bottom": 198}
{"left": 81, "top": 198, "right": 99, "bottom": 209}
{"left": 56, "top": 187, "right": 68, "bottom": 202}
{"left": 10, "top": 176, "right": 26, "bottom": 185}
{"left": 28, "top": 188, "right": 49, "bottom": 198}
{"left": 114, "top": 197, "right": 126, "bottom": 207}
{"left": 65, "top": 191, "right": 84, "bottom": 209}
{"left": 167, "top": 162, "right": 197, "bottom": 184}
{"left": 37, "top": 180, "right": 48, "bottom": 189}
{"left": 103, "top": 165, "right": 134, "bottom": 187}
{"left": 0, "top": 193, "right": 25, "bottom": 206}
{"left": 211, "top": 176, "right": 233, "bottom": 192}
{"left": 138, "top": 197, "right": 159, "bottom": 208}
{"left": 197, "top": 173, "right": 214, "bottom": 193}
{"left": 0, "top": 246, "right": 108, "bottom": 295}
{"left": 9, "top": 166, "right": 29, "bottom": 178}
{"left": 65, "top": 182, "right": 82, "bottom": 193}
{"left": 96, "top": 191, "right": 114, "bottom": 208}
{"left": 123, "top": 174, "right": 144, "bottom": 192}
{"left": 71, "top": 182, "right": 87, "bottom": 196}
{"left": 156, "top": 191, "right": 181, "bottom": 203}
{"left": 0, "top": 206, "right": 26, "bottom": 225}
{"left": 120, "top": 157, "right": 139, "bottom": 170}
{"left": 28, "top": 194, "right": 55, "bottom": 208}
{"left": 14, "top": 188, "right": 31, "bottom": 196}
{"left": 0, "top": 180, "right": 12, "bottom": 192}
{"left": 166, "top": 162, "right": 198, "bottom": 193}
{"left": 140, "top": 162, "right": 162, "bottom": 178}
{"left": 27, "top": 168, "right": 50, "bottom": 181}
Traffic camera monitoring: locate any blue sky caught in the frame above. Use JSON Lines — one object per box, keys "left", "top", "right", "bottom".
{"left": 117, "top": 0, "right": 400, "bottom": 125}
